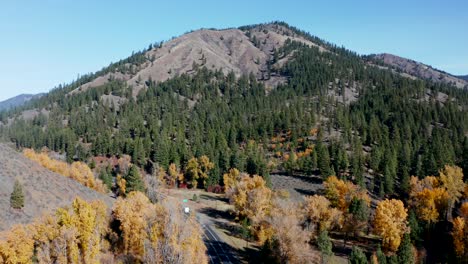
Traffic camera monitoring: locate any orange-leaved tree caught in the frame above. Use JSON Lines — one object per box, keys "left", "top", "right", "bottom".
{"left": 302, "top": 195, "right": 342, "bottom": 236}
{"left": 324, "top": 176, "right": 369, "bottom": 212}
{"left": 373, "top": 199, "right": 409, "bottom": 252}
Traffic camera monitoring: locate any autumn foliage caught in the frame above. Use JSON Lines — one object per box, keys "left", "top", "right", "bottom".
{"left": 0, "top": 197, "right": 107, "bottom": 264}
{"left": 373, "top": 199, "right": 409, "bottom": 252}
{"left": 23, "top": 148, "right": 107, "bottom": 193}
{"left": 112, "top": 191, "right": 207, "bottom": 263}
{"left": 0, "top": 192, "right": 208, "bottom": 264}
{"left": 302, "top": 195, "right": 342, "bottom": 236}
{"left": 0, "top": 225, "right": 34, "bottom": 264}
{"left": 409, "top": 176, "right": 448, "bottom": 223}
{"left": 324, "top": 176, "right": 370, "bottom": 212}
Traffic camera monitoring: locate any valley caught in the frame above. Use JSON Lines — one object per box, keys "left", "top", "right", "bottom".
{"left": 0, "top": 21, "right": 467, "bottom": 264}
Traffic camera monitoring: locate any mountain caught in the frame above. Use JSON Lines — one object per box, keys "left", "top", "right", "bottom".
{"left": 69, "top": 23, "right": 327, "bottom": 97}
{"left": 456, "top": 75, "right": 468, "bottom": 81}
{"left": 369, "top": 53, "right": 468, "bottom": 88}
{"left": 0, "top": 144, "right": 112, "bottom": 231}
{"left": 0, "top": 21, "right": 467, "bottom": 263}
{"left": 0, "top": 93, "right": 44, "bottom": 111}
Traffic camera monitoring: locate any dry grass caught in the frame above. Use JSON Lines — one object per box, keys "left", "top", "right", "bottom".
{"left": 0, "top": 144, "right": 113, "bottom": 231}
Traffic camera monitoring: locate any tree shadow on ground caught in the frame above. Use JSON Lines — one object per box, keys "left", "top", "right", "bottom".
{"left": 212, "top": 219, "right": 244, "bottom": 240}
{"left": 198, "top": 207, "right": 234, "bottom": 221}
{"left": 289, "top": 174, "right": 323, "bottom": 185}
{"left": 200, "top": 194, "right": 229, "bottom": 203}
{"left": 201, "top": 219, "right": 262, "bottom": 264}
{"left": 294, "top": 188, "right": 318, "bottom": 196}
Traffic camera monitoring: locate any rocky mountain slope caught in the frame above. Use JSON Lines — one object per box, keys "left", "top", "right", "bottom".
{"left": 70, "top": 23, "right": 324, "bottom": 97}
{"left": 0, "top": 93, "right": 44, "bottom": 111}
{"left": 370, "top": 53, "right": 468, "bottom": 88}
{"left": 0, "top": 144, "right": 113, "bottom": 231}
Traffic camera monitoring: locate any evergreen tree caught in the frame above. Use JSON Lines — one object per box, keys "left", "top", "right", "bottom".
{"left": 317, "top": 230, "right": 333, "bottom": 264}
{"left": 124, "top": 165, "right": 144, "bottom": 193}
{"left": 132, "top": 138, "right": 146, "bottom": 167}
{"left": 408, "top": 210, "right": 422, "bottom": 245}
{"left": 397, "top": 234, "right": 414, "bottom": 264}
{"left": 99, "top": 167, "right": 113, "bottom": 190}
{"left": 10, "top": 180, "right": 25, "bottom": 209}
{"left": 376, "top": 246, "right": 387, "bottom": 264}
{"left": 316, "top": 141, "right": 332, "bottom": 177}
{"left": 350, "top": 246, "right": 368, "bottom": 264}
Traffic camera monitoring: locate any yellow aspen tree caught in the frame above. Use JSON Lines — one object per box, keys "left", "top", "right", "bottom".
{"left": 185, "top": 157, "right": 201, "bottom": 187}
{"left": 439, "top": 165, "right": 466, "bottom": 220}
{"left": 227, "top": 174, "right": 272, "bottom": 223}
{"left": 302, "top": 195, "right": 343, "bottom": 235}
{"left": 0, "top": 225, "right": 34, "bottom": 264}
{"left": 113, "top": 191, "right": 152, "bottom": 258}
{"left": 373, "top": 199, "right": 409, "bottom": 252}
{"left": 409, "top": 176, "right": 448, "bottom": 223}
{"left": 324, "top": 176, "right": 369, "bottom": 212}
{"left": 168, "top": 163, "right": 183, "bottom": 186}
{"left": 116, "top": 174, "right": 127, "bottom": 196}
{"left": 23, "top": 149, "right": 107, "bottom": 193}
{"left": 198, "top": 155, "right": 214, "bottom": 187}
{"left": 452, "top": 217, "right": 467, "bottom": 258}
{"left": 460, "top": 202, "right": 468, "bottom": 219}
{"left": 223, "top": 168, "right": 241, "bottom": 191}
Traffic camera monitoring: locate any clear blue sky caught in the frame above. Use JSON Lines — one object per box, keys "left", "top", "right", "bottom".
{"left": 1, "top": 0, "right": 467, "bottom": 101}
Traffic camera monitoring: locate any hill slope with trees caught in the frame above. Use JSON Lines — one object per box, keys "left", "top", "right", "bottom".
{"left": 0, "top": 22, "right": 467, "bottom": 263}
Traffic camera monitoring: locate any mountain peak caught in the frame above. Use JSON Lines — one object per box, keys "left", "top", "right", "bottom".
{"left": 69, "top": 23, "right": 326, "bottom": 97}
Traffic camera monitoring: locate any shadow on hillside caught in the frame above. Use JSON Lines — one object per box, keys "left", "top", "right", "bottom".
{"left": 212, "top": 219, "right": 244, "bottom": 239}
{"left": 199, "top": 207, "right": 233, "bottom": 220}
{"left": 290, "top": 174, "right": 323, "bottom": 184}
{"left": 294, "top": 187, "right": 317, "bottom": 196}
{"left": 200, "top": 194, "right": 229, "bottom": 203}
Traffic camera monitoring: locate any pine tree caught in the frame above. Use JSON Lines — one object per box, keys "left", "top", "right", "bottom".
{"left": 350, "top": 246, "right": 368, "bottom": 264}
{"left": 408, "top": 210, "right": 421, "bottom": 245}
{"left": 317, "top": 230, "right": 333, "bottom": 264}
{"left": 99, "top": 167, "right": 113, "bottom": 190}
{"left": 376, "top": 246, "right": 387, "bottom": 264}
{"left": 397, "top": 234, "right": 414, "bottom": 264}
{"left": 124, "top": 165, "right": 144, "bottom": 193}
{"left": 10, "top": 180, "right": 25, "bottom": 209}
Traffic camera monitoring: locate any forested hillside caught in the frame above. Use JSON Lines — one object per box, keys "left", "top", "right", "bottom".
{"left": 1, "top": 22, "right": 468, "bottom": 263}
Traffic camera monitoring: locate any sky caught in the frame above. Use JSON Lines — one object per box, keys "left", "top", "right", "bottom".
{"left": 0, "top": 0, "right": 467, "bottom": 101}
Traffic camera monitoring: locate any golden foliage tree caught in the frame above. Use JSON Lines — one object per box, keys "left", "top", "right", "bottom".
{"left": 113, "top": 191, "right": 208, "bottom": 263}
{"left": 23, "top": 148, "right": 107, "bottom": 193}
{"left": 0, "top": 225, "right": 34, "bottom": 264}
{"left": 452, "top": 217, "right": 468, "bottom": 258}
{"left": 324, "top": 176, "right": 369, "bottom": 212}
{"left": 168, "top": 163, "right": 183, "bottom": 186}
{"left": 0, "top": 197, "right": 108, "bottom": 264}
{"left": 223, "top": 168, "right": 241, "bottom": 191}
{"left": 263, "top": 199, "right": 312, "bottom": 263}
{"left": 302, "top": 195, "right": 342, "bottom": 236}
{"left": 185, "top": 156, "right": 214, "bottom": 188}
{"left": 144, "top": 201, "right": 208, "bottom": 264}
{"left": 226, "top": 174, "right": 272, "bottom": 223}
{"left": 373, "top": 199, "right": 409, "bottom": 252}
{"left": 439, "top": 165, "right": 466, "bottom": 219}
{"left": 113, "top": 191, "right": 152, "bottom": 257}
{"left": 409, "top": 175, "right": 445, "bottom": 223}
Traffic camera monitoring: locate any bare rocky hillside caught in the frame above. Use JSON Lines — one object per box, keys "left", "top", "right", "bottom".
{"left": 69, "top": 23, "right": 323, "bottom": 97}
{"left": 371, "top": 53, "right": 468, "bottom": 88}
{"left": 0, "top": 144, "right": 113, "bottom": 231}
